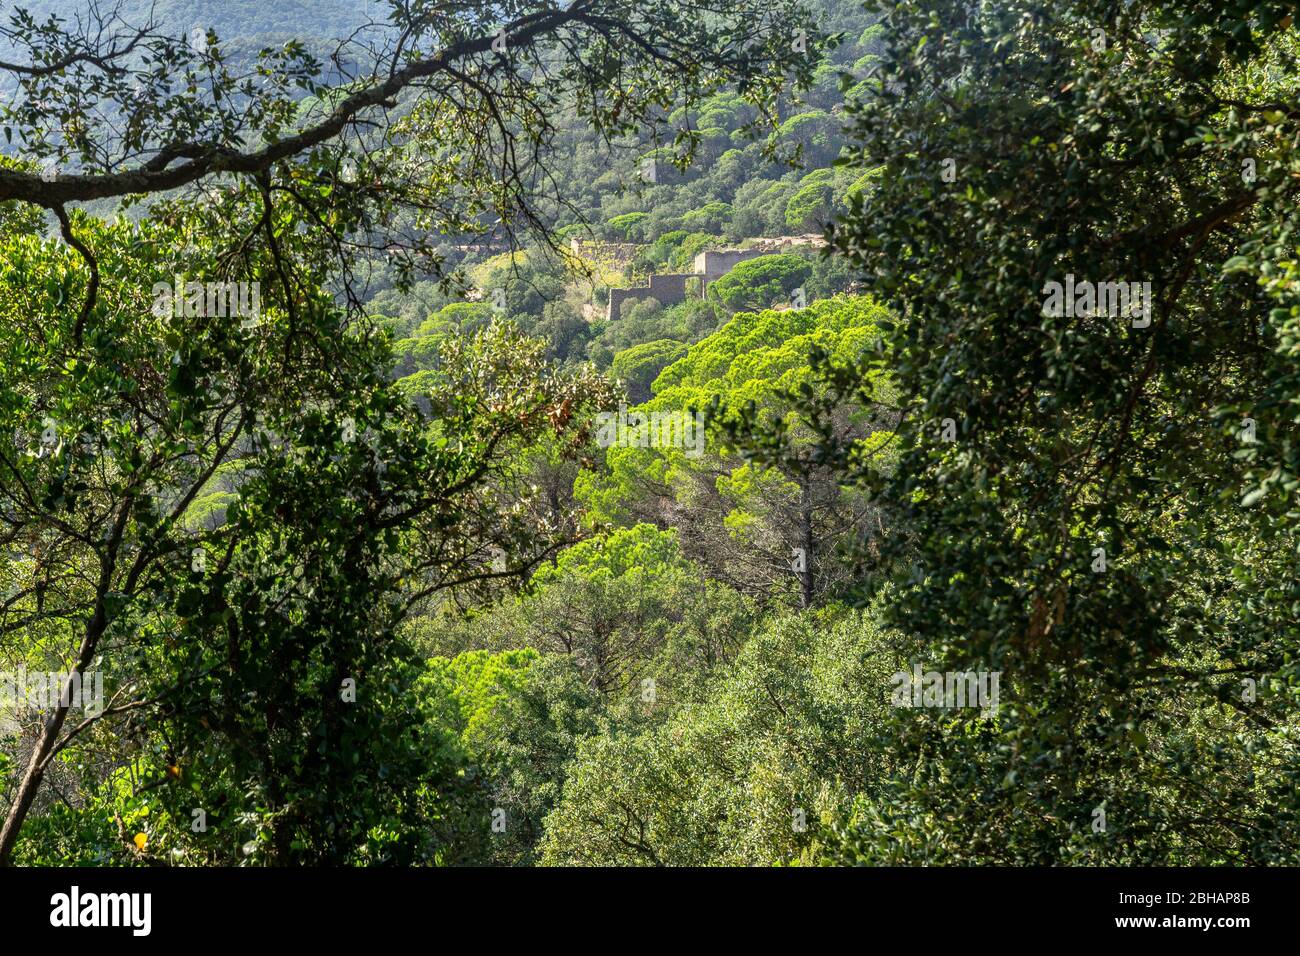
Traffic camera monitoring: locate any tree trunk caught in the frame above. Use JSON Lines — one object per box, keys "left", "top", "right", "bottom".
{"left": 0, "top": 595, "right": 109, "bottom": 865}
{"left": 0, "top": 509, "right": 124, "bottom": 867}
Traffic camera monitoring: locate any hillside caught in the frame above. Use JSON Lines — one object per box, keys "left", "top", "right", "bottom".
{"left": 1, "top": 0, "right": 1296, "bottom": 903}
{"left": 15, "top": 0, "right": 366, "bottom": 44}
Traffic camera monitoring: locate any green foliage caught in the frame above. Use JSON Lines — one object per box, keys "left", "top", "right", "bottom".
{"left": 579, "top": 296, "right": 895, "bottom": 607}
{"left": 771, "top": 110, "right": 837, "bottom": 166}
{"left": 588, "top": 297, "right": 719, "bottom": 363}
{"left": 540, "top": 607, "right": 899, "bottom": 865}
{"left": 0, "top": 207, "right": 613, "bottom": 864}
{"left": 785, "top": 180, "right": 834, "bottom": 231}
{"left": 435, "top": 652, "right": 602, "bottom": 865}
{"left": 809, "top": 0, "right": 1300, "bottom": 863}
{"left": 708, "top": 254, "right": 813, "bottom": 312}
{"left": 608, "top": 212, "right": 649, "bottom": 240}
{"left": 680, "top": 202, "right": 733, "bottom": 234}
{"left": 611, "top": 339, "right": 689, "bottom": 403}
{"left": 29, "top": 0, "right": 1290, "bottom": 873}
{"left": 670, "top": 232, "right": 720, "bottom": 271}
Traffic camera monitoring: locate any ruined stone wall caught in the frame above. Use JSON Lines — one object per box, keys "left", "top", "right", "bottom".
{"left": 606, "top": 241, "right": 827, "bottom": 320}
{"left": 606, "top": 273, "right": 696, "bottom": 321}
{"left": 693, "top": 248, "right": 766, "bottom": 277}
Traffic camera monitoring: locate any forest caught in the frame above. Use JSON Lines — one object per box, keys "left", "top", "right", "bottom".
{"left": 0, "top": 0, "right": 1297, "bottom": 872}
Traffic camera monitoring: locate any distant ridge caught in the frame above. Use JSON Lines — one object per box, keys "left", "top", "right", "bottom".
{"left": 9, "top": 1, "right": 368, "bottom": 45}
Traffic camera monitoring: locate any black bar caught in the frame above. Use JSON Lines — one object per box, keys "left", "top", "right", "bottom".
{"left": 3, "top": 866, "right": 1290, "bottom": 942}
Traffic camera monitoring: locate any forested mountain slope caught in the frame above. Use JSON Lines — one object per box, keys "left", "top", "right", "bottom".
{"left": 0, "top": 0, "right": 1295, "bottom": 874}
{"left": 17, "top": 0, "right": 365, "bottom": 44}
